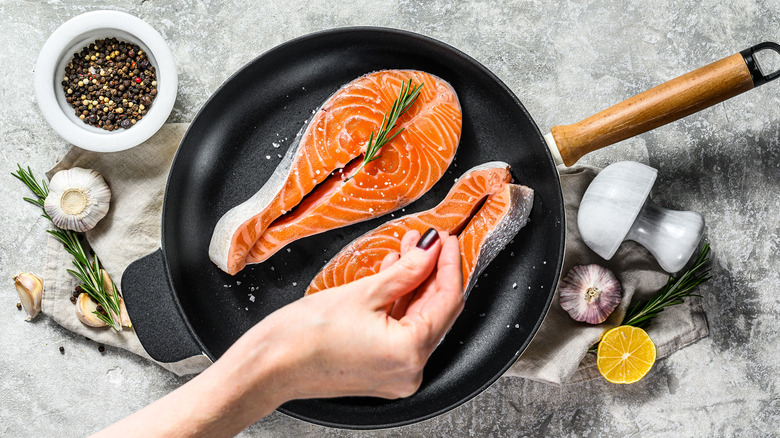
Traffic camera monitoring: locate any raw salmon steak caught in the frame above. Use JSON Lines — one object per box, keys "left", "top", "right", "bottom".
{"left": 305, "top": 162, "right": 534, "bottom": 297}
{"left": 209, "top": 70, "right": 463, "bottom": 275}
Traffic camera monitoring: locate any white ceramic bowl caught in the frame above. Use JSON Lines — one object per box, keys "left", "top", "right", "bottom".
{"left": 34, "top": 10, "right": 177, "bottom": 152}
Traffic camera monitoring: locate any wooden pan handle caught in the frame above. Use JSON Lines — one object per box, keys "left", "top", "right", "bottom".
{"left": 551, "top": 42, "right": 780, "bottom": 166}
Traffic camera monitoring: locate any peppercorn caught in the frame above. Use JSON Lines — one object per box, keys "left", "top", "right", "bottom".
{"left": 98, "top": 345, "right": 105, "bottom": 353}
{"left": 62, "top": 38, "right": 157, "bottom": 130}
{"left": 16, "top": 302, "right": 22, "bottom": 310}
{"left": 59, "top": 346, "right": 65, "bottom": 354}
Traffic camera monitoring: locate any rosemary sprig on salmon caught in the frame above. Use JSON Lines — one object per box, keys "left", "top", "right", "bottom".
{"left": 346, "top": 79, "right": 423, "bottom": 181}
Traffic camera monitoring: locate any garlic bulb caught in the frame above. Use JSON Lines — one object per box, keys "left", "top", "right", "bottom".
{"left": 44, "top": 167, "right": 111, "bottom": 232}
{"left": 559, "top": 264, "right": 622, "bottom": 324}
{"left": 13, "top": 273, "right": 43, "bottom": 320}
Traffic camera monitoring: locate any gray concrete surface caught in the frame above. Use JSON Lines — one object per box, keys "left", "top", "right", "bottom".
{"left": 2, "top": 0, "right": 780, "bottom": 436}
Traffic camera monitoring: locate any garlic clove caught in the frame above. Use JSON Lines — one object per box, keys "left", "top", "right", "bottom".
{"left": 76, "top": 293, "right": 108, "bottom": 328}
{"left": 101, "top": 269, "right": 116, "bottom": 298}
{"left": 118, "top": 297, "right": 132, "bottom": 328}
{"left": 559, "top": 264, "right": 622, "bottom": 324}
{"left": 44, "top": 167, "right": 111, "bottom": 232}
{"left": 101, "top": 270, "right": 131, "bottom": 327}
{"left": 13, "top": 273, "right": 43, "bottom": 320}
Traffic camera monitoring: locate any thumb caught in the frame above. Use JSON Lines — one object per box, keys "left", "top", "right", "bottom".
{"left": 366, "top": 228, "right": 442, "bottom": 306}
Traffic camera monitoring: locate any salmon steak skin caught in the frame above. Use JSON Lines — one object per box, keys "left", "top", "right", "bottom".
{"left": 305, "top": 162, "right": 534, "bottom": 297}
{"left": 209, "top": 70, "right": 463, "bottom": 275}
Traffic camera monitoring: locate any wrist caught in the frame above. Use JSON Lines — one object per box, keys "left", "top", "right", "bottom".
{"left": 214, "top": 322, "right": 300, "bottom": 412}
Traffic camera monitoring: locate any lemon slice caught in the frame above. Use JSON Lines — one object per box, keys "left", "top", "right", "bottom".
{"left": 596, "top": 326, "right": 656, "bottom": 384}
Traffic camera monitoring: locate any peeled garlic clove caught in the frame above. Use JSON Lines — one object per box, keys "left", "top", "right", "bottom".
{"left": 559, "top": 264, "right": 622, "bottom": 324}
{"left": 44, "top": 167, "right": 111, "bottom": 232}
{"left": 13, "top": 273, "right": 43, "bottom": 320}
{"left": 76, "top": 293, "right": 108, "bottom": 328}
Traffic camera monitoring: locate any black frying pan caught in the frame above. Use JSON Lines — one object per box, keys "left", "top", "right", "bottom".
{"left": 122, "top": 28, "right": 779, "bottom": 429}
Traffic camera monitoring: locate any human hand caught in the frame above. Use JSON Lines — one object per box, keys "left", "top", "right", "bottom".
{"left": 93, "top": 229, "right": 463, "bottom": 438}
{"left": 238, "top": 228, "right": 465, "bottom": 401}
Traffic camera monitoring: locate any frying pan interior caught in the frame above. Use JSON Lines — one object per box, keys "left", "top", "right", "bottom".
{"left": 162, "top": 28, "right": 564, "bottom": 428}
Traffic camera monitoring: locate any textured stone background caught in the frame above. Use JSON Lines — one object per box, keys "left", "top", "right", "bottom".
{"left": 2, "top": 0, "right": 780, "bottom": 436}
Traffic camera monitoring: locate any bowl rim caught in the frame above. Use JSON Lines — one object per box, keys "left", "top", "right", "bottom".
{"left": 34, "top": 10, "right": 177, "bottom": 152}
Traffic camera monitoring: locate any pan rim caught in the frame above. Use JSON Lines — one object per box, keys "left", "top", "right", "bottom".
{"left": 161, "top": 25, "right": 565, "bottom": 429}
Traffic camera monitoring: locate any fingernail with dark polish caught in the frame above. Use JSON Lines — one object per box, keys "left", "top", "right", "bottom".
{"left": 416, "top": 228, "right": 439, "bottom": 250}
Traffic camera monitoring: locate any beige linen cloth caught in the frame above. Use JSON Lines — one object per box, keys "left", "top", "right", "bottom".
{"left": 43, "top": 123, "right": 708, "bottom": 382}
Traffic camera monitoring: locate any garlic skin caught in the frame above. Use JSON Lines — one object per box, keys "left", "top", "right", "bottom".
{"left": 76, "top": 293, "right": 108, "bottom": 328}
{"left": 559, "top": 264, "right": 622, "bottom": 324}
{"left": 44, "top": 167, "right": 111, "bottom": 232}
{"left": 13, "top": 273, "right": 43, "bottom": 320}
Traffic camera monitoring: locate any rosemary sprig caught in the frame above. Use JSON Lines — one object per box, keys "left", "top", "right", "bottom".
{"left": 12, "top": 164, "right": 123, "bottom": 331}
{"left": 345, "top": 79, "right": 423, "bottom": 181}
{"left": 589, "top": 243, "right": 711, "bottom": 353}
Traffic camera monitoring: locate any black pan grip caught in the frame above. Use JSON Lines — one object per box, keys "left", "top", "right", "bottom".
{"left": 122, "top": 248, "right": 203, "bottom": 363}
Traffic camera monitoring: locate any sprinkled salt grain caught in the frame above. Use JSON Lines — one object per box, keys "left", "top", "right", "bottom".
{"left": 272, "top": 142, "right": 280, "bottom": 148}
{"left": 401, "top": 208, "right": 405, "bottom": 212}
{"left": 510, "top": 252, "right": 514, "bottom": 257}
{"left": 393, "top": 232, "right": 399, "bottom": 237}
{"left": 512, "top": 283, "right": 517, "bottom": 289}
{"left": 316, "top": 170, "right": 321, "bottom": 174}
{"left": 236, "top": 281, "right": 241, "bottom": 285}
{"left": 438, "top": 146, "right": 444, "bottom": 151}
{"left": 245, "top": 307, "right": 249, "bottom": 311}
{"left": 223, "top": 284, "right": 228, "bottom": 288}
{"left": 368, "top": 208, "right": 374, "bottom": 212}
{"left": 483, "top": 273, "right": 488, "bottom": 277}
{"left": 270, "top": 266, "right": 275, "bottom": 271}
{"left": 292, "top": 282, "right": 297, "bottom": 286}
{"left": 515, "top": 324, "right": 519, "bottom": 328}
{"left": 266, "top": 155, "right": 271, "bottom": 160}
{"left": 286, "top": 248, "right": 291, "bottom": 253}
{"left": 248, "top": 294, "right": 255, "bottom": 302}
{"left": 506, "top": 325, "right": 510, "bottom": 328}
{"left": 277, "top": 154, "right": 282, "bottom": 158}
{"left": 479, "top": 313, "right": 486, "bottom": 317}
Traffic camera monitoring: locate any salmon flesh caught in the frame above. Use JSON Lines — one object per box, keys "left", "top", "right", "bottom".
{"left": 305, "top": 162, "right": 534, "bottom": 297}
{"left": 209, "top": 70, "right": 462, "bottom": 275}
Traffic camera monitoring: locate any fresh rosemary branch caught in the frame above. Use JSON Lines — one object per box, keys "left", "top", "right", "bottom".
{"left": 12, "top": 164, "right": 123, "bottom": 331}
{"left": 623, "top": 243, "right": 711, "bottom": 328}
{"left": 345, "top": 79, "right": 423, "bottom": 181}
{"left": 589, "top": 243, "right": 711, "bottom": 353}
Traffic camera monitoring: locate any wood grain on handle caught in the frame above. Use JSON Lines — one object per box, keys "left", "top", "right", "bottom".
{"left": 551, "top": 53, "right": 754, "bottom": 166}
